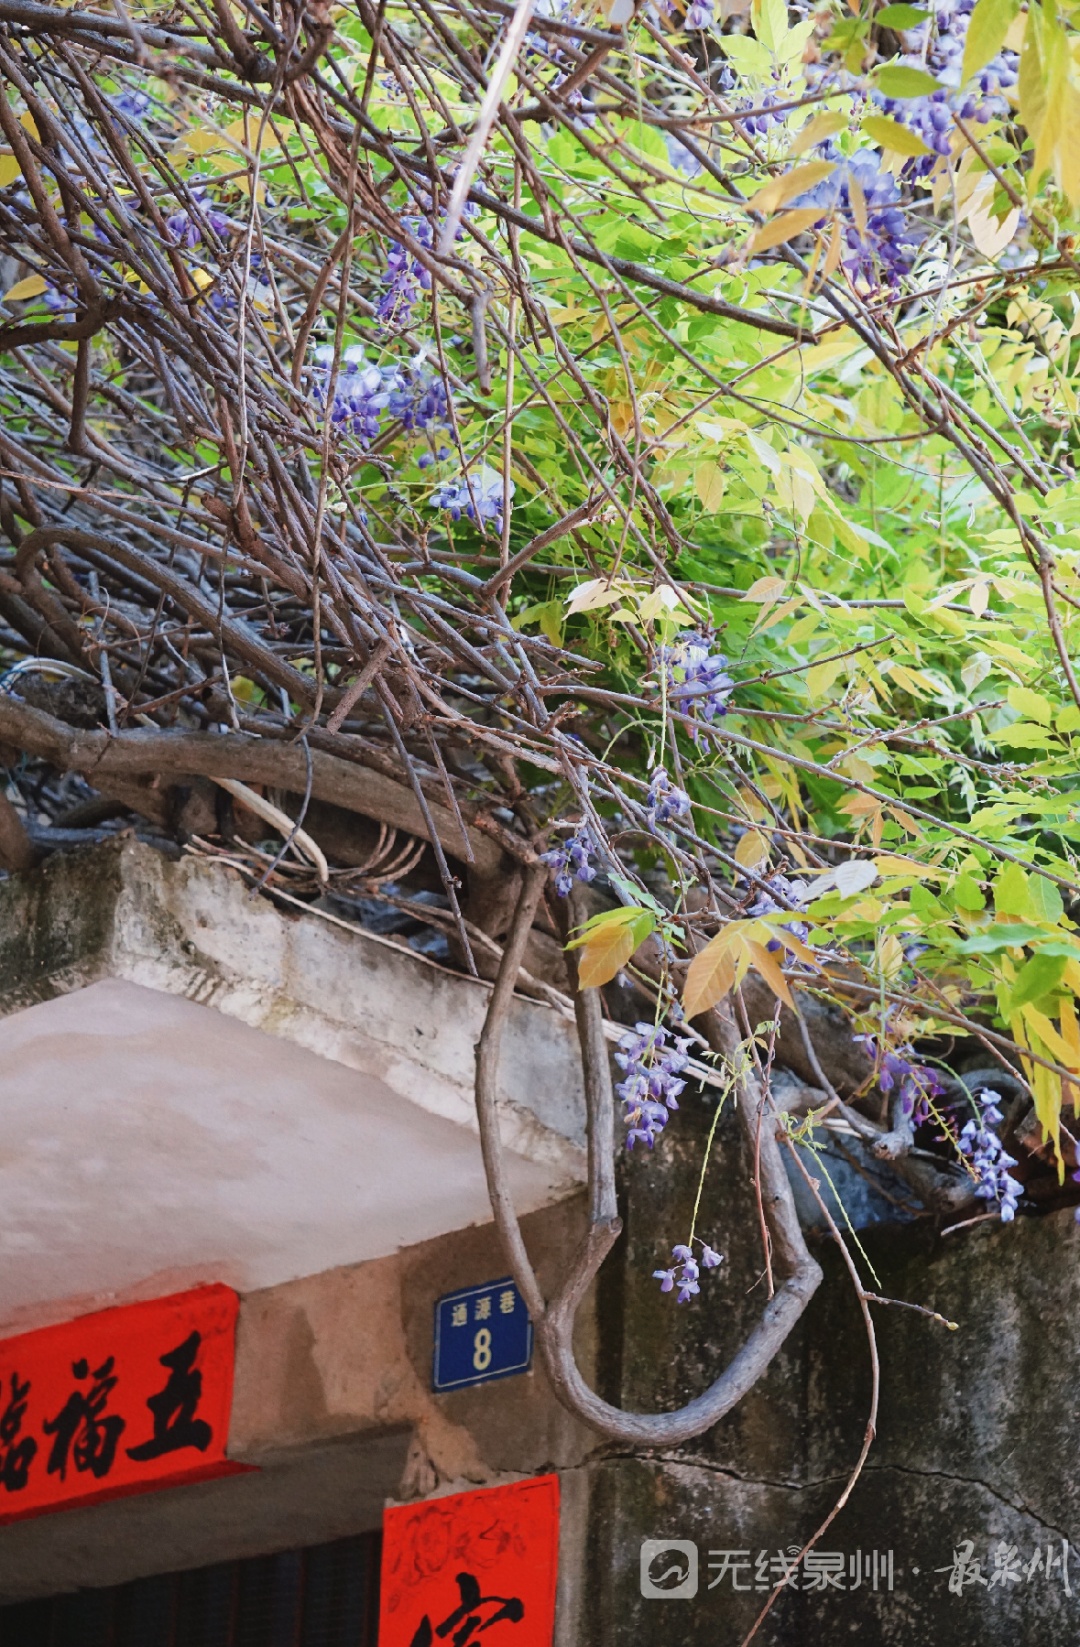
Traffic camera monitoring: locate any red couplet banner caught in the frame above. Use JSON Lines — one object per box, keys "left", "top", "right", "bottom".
{"left": 0, "top": 1283, "right": 246, "bottom": 1523}
{"left": 379, "top": 1475, "right": 560, "bottom": 1647}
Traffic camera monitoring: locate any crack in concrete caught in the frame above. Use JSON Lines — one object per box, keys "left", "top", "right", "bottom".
{"left": 623, "top": 1453, "right": 1073, "bottom": 1544}
{"left": 863, "top": 1461, "right": 1074, "bottom": 1547}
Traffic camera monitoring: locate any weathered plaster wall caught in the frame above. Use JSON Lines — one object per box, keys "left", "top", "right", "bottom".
{"left": 0, "top": 1197, "right": 602, "bottom": 1606}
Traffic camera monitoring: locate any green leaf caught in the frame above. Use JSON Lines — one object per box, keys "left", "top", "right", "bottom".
{"left": 1028, "top": 873, "right": 1065, "bottom": 924}
{"left": 993, "top": 861, "right": 1032, "bottom": 919}
{"left": 875, "top": 64, "right": 944, "bottom": 97}
{"left": 962, "top": 0, "right": 1020, "bottom": 82}
{"left": 1008, "top": 952, "right": 1068, "bottom": 1013}
{"left": 957, "top": 924, "right": 1054, "bottom": 953}
{"left": 877, "top": 3, "right": 930, "bottom": 25}
{"left": 954, "top": 872, "right": 985, "bottom": 911}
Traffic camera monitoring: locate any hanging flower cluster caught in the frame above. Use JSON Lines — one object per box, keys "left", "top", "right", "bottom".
{"left": 660, "top": 631, "right": 733, "bottom": 743}
{"left": 958, "top": 1089, "right": 1022, "bottom": 1222}
{"left": 165, "top": 187, "right": 231, "bottom": 248}
{"left": 616, "top": 1021, "right": 693, "bottom": 1149}
{"left": 540, "top": 827, "right": 599, "bottom": 896}
{"left": 794, "top": 152, "right": 923, "bottom": 287}
{"left": 645, "top": 766, "right": 691, "bottom": 830}
{"left": 855, "top": 1031, "right": 945, "bottom": 1124}
{"left": 377, "top": 218, "right": 434, "bottom": 325}
{"left": 430, "top": 465, "right": 513, "bottom": 534}
{"left": 653, "top": 1240, "right": 723, "bottom": 1302}
{"left": 745, "top": 873, "right": 811, "bottom": 953}
{"left": 311, "top": 349, "right": 453, "bottom": 448}
{"left": 882, "top": 0, "right": 1018, "bottom": 167}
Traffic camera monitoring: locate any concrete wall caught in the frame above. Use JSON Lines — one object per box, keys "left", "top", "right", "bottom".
{"left": 579, "top": 1093, "right": 1080, "bottom": 1647}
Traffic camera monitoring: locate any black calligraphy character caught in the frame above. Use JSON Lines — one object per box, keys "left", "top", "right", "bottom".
{"left": 126, "top": 1331, "right": 212, "bottom": 1461}
{"left": 409, "top": 1571, "right": 525, "bottom": 1647}
{"left": 42, "top": 1356, "right": 125, "bottom": 1481}
{"left": 0, "top": 1371, "right": 36, "bottom": 1492}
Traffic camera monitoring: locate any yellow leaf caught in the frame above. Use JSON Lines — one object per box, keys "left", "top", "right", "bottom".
{"left": 756, "top": 596, "right": 802, "bottom": 634}
{"left": 19, "top": 112, "right": 38, "bottom": 140}
{"left": 176, "top": 128, "right": 227, "bottom": 155}
{"left": 683, "top": 929, "right": 739, "bottom": 1020}
{"left": 753, "top": 161, "right": 835, "bottom": 217}
{"left": 0, "top": 151, "right": 20, "bottom": 188}
{"left": 967, "top": 185, "right": 1021, "bottom": 258}
{"left": 847, "top": 172, "right": 868, "bottom": 238}
{"left": 735, "top": 829, "right": 769, "bottom": 869}
{"left": 746, "top": 940, "right": 795, "bottom": 1010}
{"left": 566, "top": 578, "right": 625, "bottom": 614}
{"left": 1020, "top": 1003, "right": 1075, "bottom": 1071}
{"left": 888, "top": 662, "right": 935, "bottom": 698}
{"left": 789, "top": 112, "right": 847, "bottom": 157}
{"left": 969, "top": 577, "right": 991, "bottom": 617}
{"left": 760, "top": 920, "right": 818, "bottom": 969}
{"left": 888, "top": 806, "right": 922, "bottom": 835}
{"left": 963, "top": 0, "right": 1019, "bottom": 81}
{"left": 877, "top": 932, "right": 904, "bottom": 980}
{"left": 805, "top": 655, "right": 844, "bottom": 700}
{"left": 873, "top": 854, "right": 943, "bottom": 880}
{"left": 749, "top": 208, "right": 826, "bottom": 253}
{"left": 862, "top": 114, "right": 933, "bottom": 157}
{"left": 695, "top": 463, "right": 726, "bottom": 511}
{"left": 576, "top": 922, "right": 639, "bottom": 990}
{"left": 225, "top": 114, "right": 280, "bottom": 152}
{"left": 1061, "top": 996, "right": 1080, "bottom": 1071}
{"left": 840, "top": 792, "right": 882, "bottom": 817}
{"left": 3, "top": 274, "right": 47, "bottom": 302}
{"left": 743, "top": 574, "right": 787, "bottom": 603}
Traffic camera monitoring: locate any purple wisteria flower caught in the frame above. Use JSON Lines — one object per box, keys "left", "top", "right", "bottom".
{"left": 653, "top": 1240, "right": 723, "bottom": 1302}
{"left": 793, "top": 151, "right": 923, "bottom": 287}
{"left": 110, "top": 89, "right": 151, "bottom": 126}
{"left": 377, "top": 203, "right": 478, "bottom": 326}
{"left": 540, "top": 827, "right": 599, "bottom": 897}
{"left": 854, "top": 1032, "right": 945, "bottom": 1124}
{"left": 646, "top": 766, "right": 691, "bottom": 830}
{"left": 312, "top": 346, "right": 402, "bottom": 445}
{"left": 663, "top": 132, "right": 704, "bottom": 178}
{"left": 685, "top": 0, "right": 714, "bottom": 28}
{"left": 878, "top": 0, "right": 1018, "bottom": 172}
{"left": 388, "top": 363, "right": 451, "bottom": 435}
{"left": 958, "top": 1089, "right": 1021, "bottom": 1222}
{"left": 377, "top": 217, "right": 434, "bottom": 326}
{"left": 430, "top": 464, "right": 513, "bottom": 534}
{"left": 659, "top": 630, "right": 733, "bottom": 743}
{"left": 616, "top": 1021, "right": 693, "bottom": 1148}
{"left": 746, "top": 873, "right": 811, "bottom": 953}
{"left": 166, "top": 187, "right": 231, "bottom": 249}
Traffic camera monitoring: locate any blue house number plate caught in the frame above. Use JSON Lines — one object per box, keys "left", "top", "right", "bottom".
{"left": 432, "top": 1277, "right": 532, "bottom": 1392}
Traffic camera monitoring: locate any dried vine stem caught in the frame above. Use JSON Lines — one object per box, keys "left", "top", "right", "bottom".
{"left": 474, "top": 872, "right": 822, "bottom": 1444}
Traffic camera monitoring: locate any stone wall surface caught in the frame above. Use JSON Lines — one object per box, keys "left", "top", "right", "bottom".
{"left": 579, "top": 1091, "right": 1080, "bottom": 1647}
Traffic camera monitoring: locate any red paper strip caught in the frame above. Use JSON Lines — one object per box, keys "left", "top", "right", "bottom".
{"left": 0, "top": 1283, "right": 246, "bottom": 1522}
{"left": 380, "top": 1474, "right": 560, "bottom": 1646}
